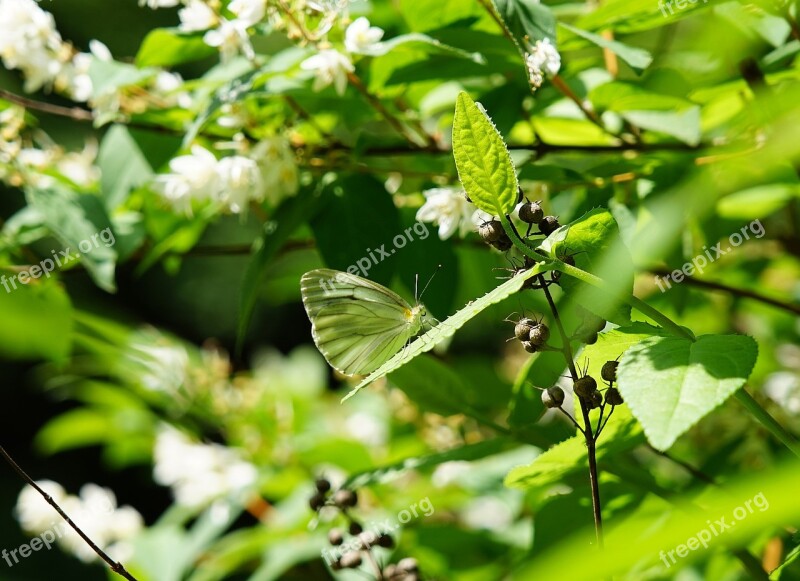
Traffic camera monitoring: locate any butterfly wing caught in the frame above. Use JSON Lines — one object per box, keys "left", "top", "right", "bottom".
{"left": 300, "top": 269, "right": 418, "bottom": 376}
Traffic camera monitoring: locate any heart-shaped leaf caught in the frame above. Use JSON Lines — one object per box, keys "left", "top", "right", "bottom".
{"left": 618, "top": 334, "right": 758, "bottom": 450}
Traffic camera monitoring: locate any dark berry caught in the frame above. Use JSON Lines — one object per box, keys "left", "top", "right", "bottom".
{"left": 348, "top": 521, "right": 363, "bottom": 535}
{"left": 588, "top": 390, "right": 603, "bottom": 409}
{"left": 514, "top": 318, "right": 535, "bottom": 341}
{"left": 309, "top": 492, "right": 326, "bottom": 511}
{"left": 377, "top": 533, "right": 394, "bottom": 548}
{"left": 383, "top": 564, "right": 398, "bottom": 578}
{"left": 605, "top": 387, "right": 624, "bottom": 406}
{"left": 573, "top": 376, "right": 597, "bottom": 399}
{"left": 478, "top": 220, "right": 503, "bottom": 243}
{"left": 340, "top": 551, "right": 362, "bottom": 568}
{"left": 492, "top": 233, "right": 513, "bottom": 251}
{"left": 315, "top": 478, "right": 331, "bottom": 493}
{"left": 359, "top": 531, "right": 378, "bottom": 548}
{"left": 539, "top": 215, "right": 560, "bottom": 235}
{"left": 584, "top": 331, "right": 598, "bottom": 345}
{"left": 518, "top": 201, "right": 544, "bottom": 224}
{"left": 528, "top": 323, "right": 550, "bottom": 346}
{"left": 601, "top": 360, "right": 619, "bottom": 383}
{"left": 522, "top": 340, "right": 538, "bottom": 353}
{"left": 397, "top": 558, "right": 419, "bottom": 573}
{"left": 541, "top": 386, "right": 565, "bottom": 409}
{"left": 333, "top": 489, "right": 358, "bottom": 508}
{"left": 328, "top": 528, "right": 344, "bottom": 546}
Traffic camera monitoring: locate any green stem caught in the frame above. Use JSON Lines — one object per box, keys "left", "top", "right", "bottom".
{"left": 735, "top": 390, "right": 800, "bottom": 458}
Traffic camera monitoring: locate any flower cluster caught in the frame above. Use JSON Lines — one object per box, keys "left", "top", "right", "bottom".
{"left": 15, "top": 480, "right": 143, "bottom": 563}
{"left": 300, "top": 17, "right": 384, "bottom": 95}
{"left": 152, "top": 137, "right": 297, "bottom": 214}
{"left": 153, "top": 428, "right": 258, "bottom": 508}
{"left": 525, "top": 38, "right": 561, "bottom": 89}
{"left": 142, "top": 0, "right": 267, "bottom": 62}
{"left": 0, "top": 0, "right": 96, "bottom": 101}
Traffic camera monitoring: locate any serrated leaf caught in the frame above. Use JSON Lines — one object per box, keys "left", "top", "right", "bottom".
{"left": 342, "top": 262, "right": 548, "bottom": 401}
{"left": 452, "top": 92, "right": 518, "bottom": 216}
{"left": 618, "top": 334, "right": 758, "bottom": 451}
{"left": 504, "top": 417, "right": 643, "bottom": 490}
{"left": 559, "top": 22, "right": 652, "bottom": 73}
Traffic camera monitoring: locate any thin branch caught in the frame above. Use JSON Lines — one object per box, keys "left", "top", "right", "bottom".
{"left": 557, "top": 406, "right": 585, "bottom": 434}
{"left": 0, "top": 445, "right": 139, "bottom": 581}
{"left": 648, "top": 269, "right": 800, "bottom": 316}
{"left": 0, "top": 89, "right": 93, "bottom": 121}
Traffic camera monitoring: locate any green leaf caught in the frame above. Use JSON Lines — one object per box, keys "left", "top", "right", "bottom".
{"left": 507, "top": 351, "right": 563, "bottom": 428}
{"left": 621, "top": 107, "right": 702, "bottom": 146}
{"left": 452, "top": 91, "right": 518, "bottom": 216}
{"left": 0, "top": 280, "right": 72, "bottom": 361}
{"left": 717, "top": 184, "right": 800, "bottom": 219}
{"left": 344, "top": 438, "right": 511, "bottom": 488}
{"left": 97, "top": 125, "right": 153, "bottom": 211}
{"left": 371, "top": 33, "right": 486, "bottom": 64}
{"left": 505, "top": 416, "right": 643, "bottom": 489}
{"left": 136, "top": 28, "right": 216, "bottom": 68}
{"left": 400, "top": 0, "right": 485, "bottom": 32}
{"left": 559, "top": 22, "right": 653, "bottom": 73}
{"left": 309, "top": 174, "right": 400, "bottom": 287}
{"left": 492, "top": 0, "right": 557, "bottom": 49}
{"left": 618, "top": 334, "right": 759, "bottom": 451}
{"left": 540, "top": 208, "right": 632, "bottom": 325}
{"left": 342, "top": 262, "right": 549, "bottom": 401}
{"left": 237, "top": 188, "right": 320, "bottom": 353}
{"left": 35, "top": 408, "right": 114, "bottom": 454}
{"left": 389, "top": 355, "right": 471, "bottom": 416}
{"left": 25, "top": 187, "right": 118, "bottom": 292}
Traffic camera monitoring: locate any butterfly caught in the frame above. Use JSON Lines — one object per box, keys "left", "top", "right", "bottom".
{"left": 300, "top": 268, "right": 437, "bottom": 376}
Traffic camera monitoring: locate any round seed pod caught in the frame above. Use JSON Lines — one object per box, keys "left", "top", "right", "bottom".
{"left": 315, "top": 478, "right": 331, "bottom": 493}
{"left": 492, "top": 233, "right": 513, "bottom": 251}
{"left": 397, "top": 558, "right": 419, "bottom": 573}
{"left": 584, "top": 331, "right": 599, "bottom": 345}
{"left": 377, "top": 533, "right": 395, "bottom": 548}
{"left": 383, "top": 565, "right": 398, "bottom": 578}
{"left": 528, "top": 323, "right": 550, "bottom": 346}
{"left": 309, "top": 492, "right": 326, "bottom": 511}
{"left": 359, "top": 531, "right": 379, "bottom": 549}
{"left": 539, "top": 216, "right": 560, "bottom": 235}
{"left": 348, "top": 521, "right": 363, "bottom": 535}
{"left": 573, "top": 376, "right": 597, "bottom": 399}
{"left": 340, "top": 551, "right": 363, "bottom": 569}
{"left": 541, "top": 386, "right": 565, "bottom": 409}
{"left": 588, "top": 390, "right": 603, "bottom": 409}
{"left": 601, "top": 360, "right": 619, "bottom": 383}
{"left": 514, "top": 318, "right": 535, "bottom": 341}
{"left": 333, "top": 489, "right": 358, "bottom": 508}
{"left": 478, "top": 220, "right": 503, "bottom": 243}
{"left": 605, "top": 387, "right": 624, "bottom": 406}
{"left": 518, "top": 201, "right": 544, "bottom": 224}
{"left": 522, "top": 341, "right": 538, "bottom": 353}
{"left": 328, "top": 528, "right": 344, "bottom": 546}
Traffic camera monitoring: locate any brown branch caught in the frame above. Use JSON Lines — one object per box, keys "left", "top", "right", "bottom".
{"left": 0, "top": 89, "right": 93, "bottom": 121}
{"left": 0, "top": 445, "right": 139, "bottom": 581}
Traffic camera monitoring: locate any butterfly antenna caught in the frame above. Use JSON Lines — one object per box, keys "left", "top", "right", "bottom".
{"left": 418, "top": 264, "right": 442, "bottom": 302}
{"left": 415, "top": 273, "right": 420, "bottom": 303}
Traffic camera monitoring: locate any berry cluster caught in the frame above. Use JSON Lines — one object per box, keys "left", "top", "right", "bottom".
{"left": 512, "top": 316, "right": 550, "bottom": 354}
{"left": 476, "top": 196, "right": 562, "bottom": 253}
{"left": 309, "top": 478, "right": 422, "bottom": 580}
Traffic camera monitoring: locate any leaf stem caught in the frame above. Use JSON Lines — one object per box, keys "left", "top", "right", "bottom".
{"left": 735, "top": 390, "right": 800, "bottom": 458}
{"left": 0, "top": 445, "right": 140, "bottom": 581}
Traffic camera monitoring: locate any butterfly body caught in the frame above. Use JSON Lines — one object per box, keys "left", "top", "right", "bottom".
{"left": 300, "top": 269, "right": 432, "bottom": 376}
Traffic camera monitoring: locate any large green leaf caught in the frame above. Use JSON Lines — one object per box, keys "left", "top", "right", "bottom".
{"left": 618, "top": 334, "right": 758, "bottom": 451}
{"left": 136, "top": 28, "right": 216, "bottom": 68}
{"left": 452, "top": 91, "right": 518, "bottom": 217}
{"left": 492, "top": 0, "right": 557, "bottom": 49}
{"left": 342, "top": 262, "right": 549, "bottom": 401}
{"left": 0, "top": 280, "right": 72, "bottom": 361}
{"left": 540, "top": 208, "right": 632, "bottom": 325}
{"left": 97, "top": 125, "right": 153, "bottom": 211}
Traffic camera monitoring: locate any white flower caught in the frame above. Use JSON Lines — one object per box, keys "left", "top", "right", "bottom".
{"left": 204, "top": 18, "right": 253, "bottom": 62}
{"left": 344, "top": 17, "right": 384, "bottom": 55}
{"left": 345, "top": 411, "right": 388, "bottom": 445}
{"left": 153, "top": 145, "right": 221, "bottom": 213}
{"left": 462, "top": 496, "right": 514, "bottom": 531}
{"left": 16, "top": 480, "right": 66, "bottom": 533}
{"left": 216, "top": 155, "right": 263, "bottom": 213}
{"left": 229, "top": 0, "right": 266, "bottom": 27}
{"left": 415, "top": 187, "right": 474, "bottom": 240}
{"left": 300, "top": 49, "right": 353, "bottom": 95}
{"left": 127, "top": 338, "right": 190, "bottom": 393}
{"left": 764, "top": 371, "right": 800, "bottom": 415}
{"left": 525, "top": 38, "right": 560, "bottom": 89}
{"left": 250, "top": 137, "right": 298, "bottom": 206}
{"left": 432, "top": 461, "right": 472, "bottom": 488}
{"left": 139, "top": 0, "right": 180, "bottom": 8}
{"left": 153, "top": 71, "right": 193, "bottom": 109}
{"left": 153, "top": 428, "right": 258, "bottom": 508}
{"left": 179, "top": 0, "right": 218, "bottom": 32}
